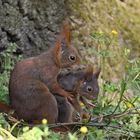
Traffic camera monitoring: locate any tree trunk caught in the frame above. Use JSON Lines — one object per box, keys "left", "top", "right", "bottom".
{"left": 0, "top": 0, "right": 68, "bottom": 57}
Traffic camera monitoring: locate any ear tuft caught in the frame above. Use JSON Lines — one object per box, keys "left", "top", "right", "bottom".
{"left": 85, "top": 65, "right": 93, "bottom": 81}
{"left": 94, "top": 67, "right": 101, "bottom": 79}
{"left": 53, "top": 39, "right": 61, "bottom": 67}
{"left": 86, "top": 65, "right": 93, "bottom": 74}
{"left": 60, "top": 20, "right": 71, "bottom": 47}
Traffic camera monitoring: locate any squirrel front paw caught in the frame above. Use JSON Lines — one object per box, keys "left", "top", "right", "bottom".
{"left": 61, "top": 91, "right": 74, "bottom": 102}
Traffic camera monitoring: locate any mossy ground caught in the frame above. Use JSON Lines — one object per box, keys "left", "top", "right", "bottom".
{"left": 66, "top": 0, "right": 140, "bottom": 80}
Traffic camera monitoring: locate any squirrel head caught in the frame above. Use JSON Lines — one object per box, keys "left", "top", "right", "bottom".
{"left": 57, "top": 65, "right": 101, "bottom": 100}
{"left": 53, "top": 21, "right": 81, "bottom": 68}
{"left": 78, "top": 66, "right": 101, "bottom": 100}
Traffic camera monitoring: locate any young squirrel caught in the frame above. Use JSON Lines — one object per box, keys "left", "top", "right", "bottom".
{"left": 56, "top": 66, "right": 100, "bottom": 122}
{"left": 9, "top": 21, "right": 81, "bottom": 123}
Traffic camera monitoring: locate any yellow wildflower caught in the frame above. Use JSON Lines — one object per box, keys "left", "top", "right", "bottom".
{"left": 111, "top": 30, "right": 118, "bottom": 36}
{"left": 79, "top": 102, "right": 85, "bottom": 107}
{"left": 80, "top": 126, "right": 88, "bottom": 134}
{"left": 125, "top": 101, "right": 133, "bottom": 109}
{"left": 42, "top": 118, "right": 48, "bottom": 125}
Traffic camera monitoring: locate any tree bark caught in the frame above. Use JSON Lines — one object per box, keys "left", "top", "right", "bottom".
{"left": 0, "top": 0, "right": 68, "bottom": 57}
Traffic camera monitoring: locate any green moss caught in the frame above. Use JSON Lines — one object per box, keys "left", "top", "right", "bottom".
{"left": 66, "top": 0, "right": 140, "bottom": 80}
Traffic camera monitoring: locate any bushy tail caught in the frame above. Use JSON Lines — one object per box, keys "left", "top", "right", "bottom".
{"left": 0, "top": 102, "right": 12, "bottom": 114}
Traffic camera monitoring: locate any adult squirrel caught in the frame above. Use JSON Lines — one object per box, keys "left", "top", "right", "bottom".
{"left": 8, "top": 21, "right": 81, "bottom": 124}
{"left": 56, "top": 66, "right": 100, "bottom": 123}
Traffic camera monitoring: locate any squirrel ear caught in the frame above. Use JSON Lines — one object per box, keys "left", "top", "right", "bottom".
{"left": 94, "top": 67, "right": 101, "bottom": 79}
{"left": 53, "top": 39, "right": 61, "bottom": 67}
{"left": 84, "top": 65, "right": 93, "bottom": 81}
{"left": 60, "top": 20, "right": 71, "bottom": 47}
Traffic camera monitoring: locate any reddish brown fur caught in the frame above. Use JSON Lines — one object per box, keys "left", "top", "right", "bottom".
{"left": 9, "top": 21, "right": 81, "bottom": 123}
{"left": 0, "top": 102, "right": 18, "bottom": 118}
{"left": 0, "top": 102, "right": 12, "bottom": 114}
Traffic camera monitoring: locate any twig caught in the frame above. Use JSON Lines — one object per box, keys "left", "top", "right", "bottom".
{"left": 49, "top": 122, "right": 140, "bottom": 135}
{"left": 91, "top": 106, "right": 140, "bottom": 122}
{"left": 48, "top": 122, "right": 106, "bottom": 128}
{"left": 2, "top": 106, "right": 140, "bottom": 136}
{"left": 106, "top": 125, "right": 140, "bottom": 135}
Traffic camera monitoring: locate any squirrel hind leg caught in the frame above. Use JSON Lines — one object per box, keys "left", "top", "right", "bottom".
{"left": 34, "top": 93, "right": 58, "bottom": 124}
{"left": 10, "top": 79, "right": 58, "bottom": 124}
{"left": 55, "top": 95, "right": 74, "bottom": 123}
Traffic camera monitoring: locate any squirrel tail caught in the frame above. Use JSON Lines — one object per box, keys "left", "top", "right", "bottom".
{"left": 0, "top": 102, "right": 12, "bottom": 114}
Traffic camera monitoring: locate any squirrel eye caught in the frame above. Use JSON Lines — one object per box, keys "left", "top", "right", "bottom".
{"left": 87, "top": 86, "right": 93, "bottom": 92}
{"left": 69, "top": 55, "right": 76, "bottom": 61}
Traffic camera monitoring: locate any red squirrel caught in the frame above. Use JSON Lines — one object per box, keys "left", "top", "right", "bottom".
{"left": 8, "top": 21, "right": 81, "bottom": 124}
{"left": 56, "top": 66, "right": 100, "bottom": 123}
{"left": 0, "top": 66, "right": 100, "bottom": 123}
